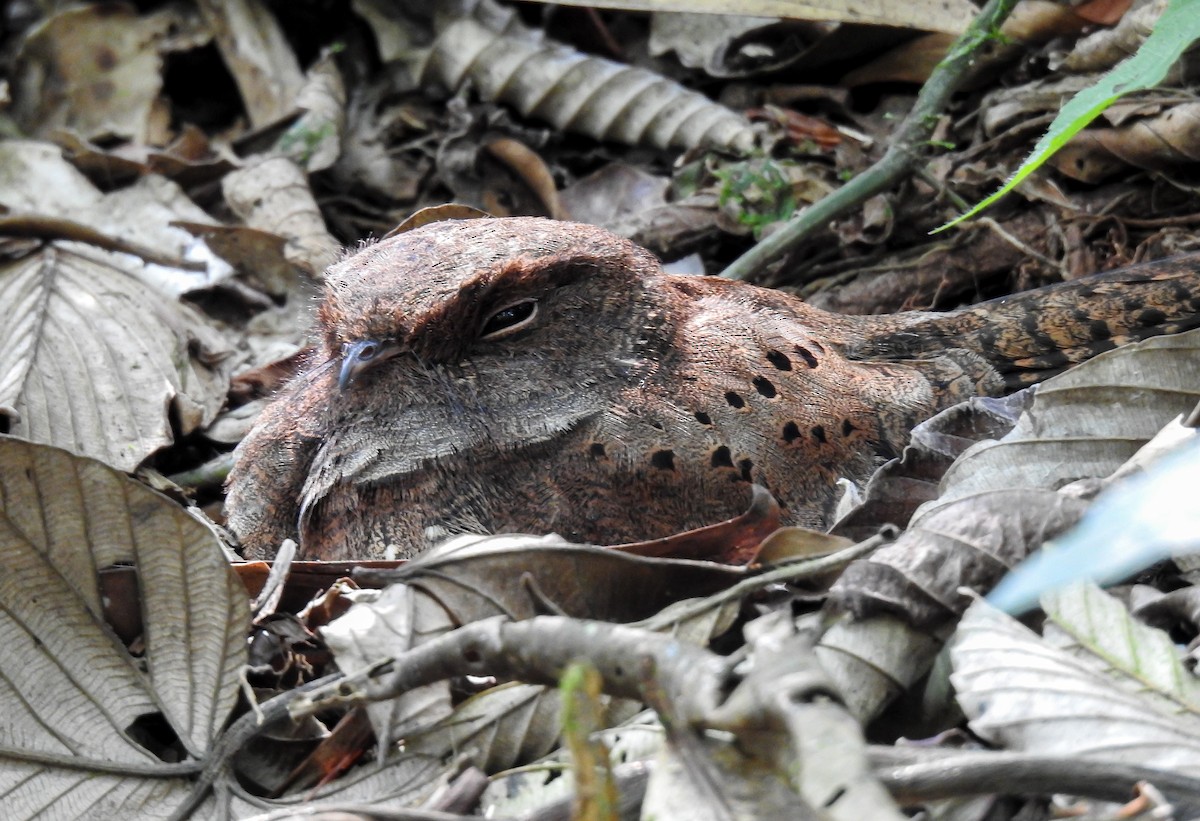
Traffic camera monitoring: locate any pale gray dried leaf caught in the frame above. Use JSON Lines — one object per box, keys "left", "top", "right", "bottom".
{"left": 1043, "top": 583, "right": 1200, "bottom": 713}
{"left": 829, "top": 489, "right": 1088, "bottom": 626}
{"left": 195, "top": 0, "right": 305, "bottom": 127}
{"left": 815, "top": 614, "right": 945, "bottom": 723}
{"left": 222, "top": 156, "right": 341, "bottom": 278}
{"left": 382, "top": 533, "right": 744, "bottom": 625}
{"left": 0, "top": 244, "right": 233, "bottom": 470}
{"left": 405, "top": 4, "right": 755, "bottom": 154}
{"left": 936, "top": 329, "right": 1200, "bottom": 504}
{"left": 407, "top": 682, "right": 574, "bottom": 772}
{"left": 11, "top": 4, "right": 201, "bottom": 142}
{"left": 321, "top": 583, "right": 454, "bottom": 744}
{"left": 0, "top": 437, "right": 247, "bottom": 816}
{"left": 951, "top": 589, "right": 1200, "bottom": 769}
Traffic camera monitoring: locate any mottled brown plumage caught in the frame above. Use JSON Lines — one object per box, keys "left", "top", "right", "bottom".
{"left": 226, "top": 217, "right": 1200, "bottom": 560}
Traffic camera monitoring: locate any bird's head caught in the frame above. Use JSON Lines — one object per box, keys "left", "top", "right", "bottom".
{"left": 318, "top": 217, "right": 671, "bottom": 393}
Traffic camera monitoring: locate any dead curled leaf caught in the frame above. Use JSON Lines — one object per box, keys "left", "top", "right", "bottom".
{"left": 830, "top": 327, "right": 1200, "bottom": 627}
{"left": 829, "top": 489, "right": 1089, "bottom": 626}
{"left": 0, "top": 436, "right": 248, "bottom": 817}
{"left": 0, "top": 243, "right": 232, "bottom": 471}
{"left": 404, "top": 5, "right": 756, "bottom": 154}
{"left": 358, "top": 532, "right": 746, "bottom": 625}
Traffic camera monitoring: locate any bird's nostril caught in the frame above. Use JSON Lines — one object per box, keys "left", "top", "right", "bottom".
{"left": 359, "top": 343, "right": 377, "bottom": 360}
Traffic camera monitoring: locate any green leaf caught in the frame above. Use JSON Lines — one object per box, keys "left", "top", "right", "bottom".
{"left": 937, "top": 0, "right": 1200, "bottom": 232}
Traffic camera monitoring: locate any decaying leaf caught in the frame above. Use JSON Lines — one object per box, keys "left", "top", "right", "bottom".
{"left": 221, "top": 156, "right": 341, "bottom": 278}
{"left": 952, "top": 586, "right": 1200, "bottom": 769}
{"left": 11, "top": 3, "right": 207, "bottom": 143}
{"left": 195, "top": 0, "right": 305, "bottom": 128}
{"left": 1050, "top": 100, "right": 1200, "bottom": 182}
{"left": 397, "top": 2, "right": 756, "bottom": 154}
{"left": 0, "top": 243, "right": 232, "bottom": 470}
{"left": 0, "top": 436, "right": 248, "bottom": 816}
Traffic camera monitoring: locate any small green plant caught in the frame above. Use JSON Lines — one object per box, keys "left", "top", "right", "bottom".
{"left": 277, "top": 120, "right": 336, "bottom": 166}
{"left": 715, "top": 158, "right": 799, "bottom": 238}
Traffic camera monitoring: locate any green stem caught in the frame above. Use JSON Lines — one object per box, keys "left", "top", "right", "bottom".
{"left": 719, "top": 0, "right": 1018, "bottom": 281}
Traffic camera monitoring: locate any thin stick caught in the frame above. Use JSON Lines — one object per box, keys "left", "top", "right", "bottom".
{"left": 720, "top": 0, "right": 1019, "bottom": 282}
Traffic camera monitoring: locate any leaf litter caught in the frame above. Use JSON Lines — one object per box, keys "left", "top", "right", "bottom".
{"left": 4, "top": 0, "right": 1200, "bottom": 818}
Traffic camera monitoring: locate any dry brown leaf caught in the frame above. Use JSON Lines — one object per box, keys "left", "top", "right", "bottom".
{"left": 1061, "top": 0, "right": 1168, "bottom": 73}
{"left": 222, "top": 155, "right": 341, "bottom": 278}
{"left": 1051, "top": 101, "right": 1200, "bottom": 183}
{"left": 195, "top": 0, "right": 305, "bottom": 127}
{"left": 11, "top": 3, "right": 203, "bottom": 143}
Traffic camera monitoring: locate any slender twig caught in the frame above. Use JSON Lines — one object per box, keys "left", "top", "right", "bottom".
{"left": 872, "top": 746, "right": 1200, "bottom": 814}
{"left": 720, "top": 0, "right": 1019, "bottom": 281}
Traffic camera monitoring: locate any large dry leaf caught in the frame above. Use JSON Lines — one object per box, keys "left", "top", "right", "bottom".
{"left": 372, "top": 533, "right": 745, "bottom": 625}
{"left": 936, "top": 328, "right": 1200, "bottom": 503}
{"left": 362, "top": 0, "right": 755, "bottom": 153}
{"left": 0, "top": 244, "right": 232, "bottom": 470}
{"left": 0, "top": 437, "right": 248, "bottom": 817}
{"left": 820, "top": 328, "right": 1200, "bottom": 721}
{"left": 829, "top": 489, "right": 1088, "bottom": 626}
{"left": 11, "top": 3, "right": 205, "bottom": 143}
{"left": 221, "top": 156, "right": 341, "bottom": 278}
{"left": 951, "top": 586, "right": 1200, "bottom": 769}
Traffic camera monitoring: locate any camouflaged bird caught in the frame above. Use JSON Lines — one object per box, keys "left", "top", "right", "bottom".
{"left": 225, "top": 217, "right": 1200, "bottom": 560}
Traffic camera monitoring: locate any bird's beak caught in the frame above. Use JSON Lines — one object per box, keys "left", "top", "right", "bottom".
{"left": 339, "top": 339, "right": 388, "bottom": 392}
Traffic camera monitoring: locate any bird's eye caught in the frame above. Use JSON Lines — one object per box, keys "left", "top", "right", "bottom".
{"left": 344, "top": 340, "right": 379, "bottom": 361}
{"left": 480, "top": 299, "right": 538, "bottom": 340}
